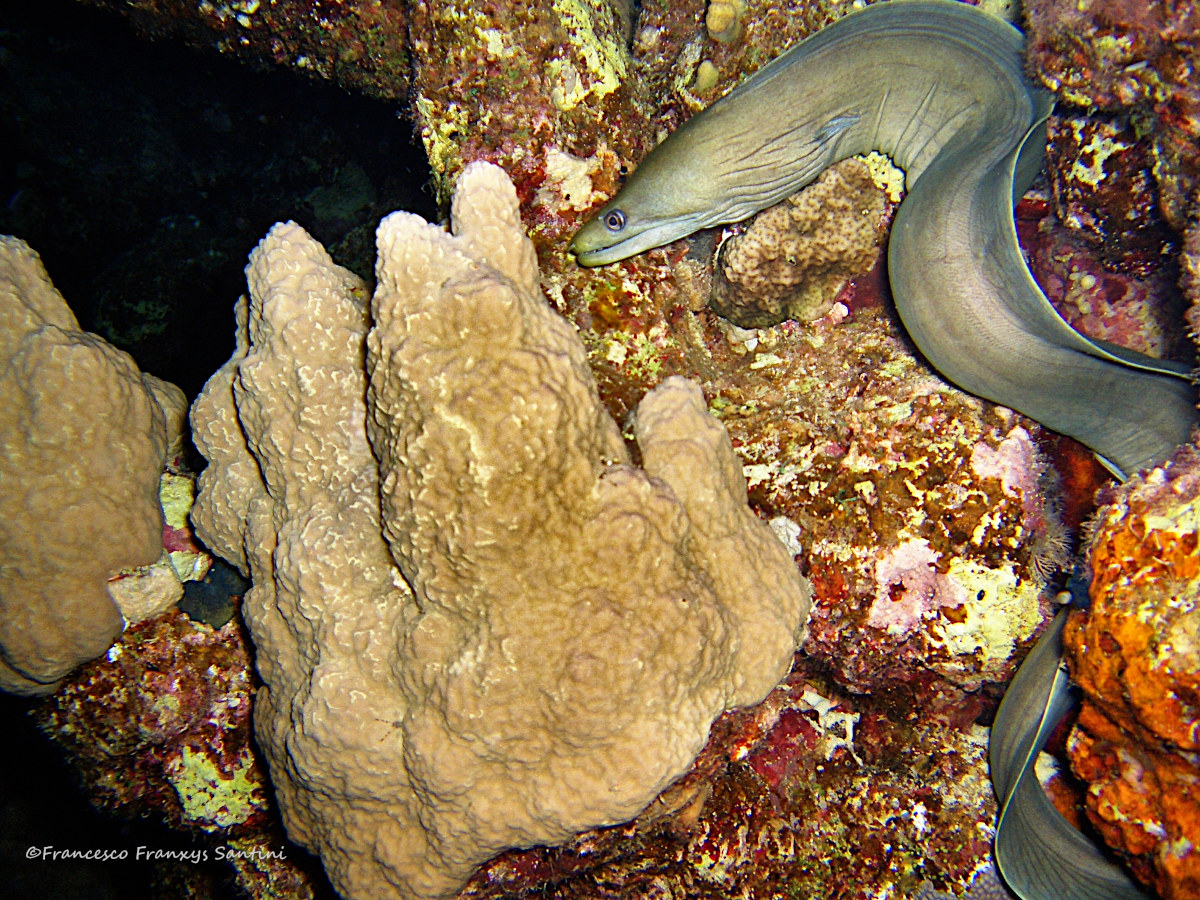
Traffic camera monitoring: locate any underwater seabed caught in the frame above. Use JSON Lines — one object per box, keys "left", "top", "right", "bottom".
{"left": 1, "top": 0, "right": 1197, "bottom": 898}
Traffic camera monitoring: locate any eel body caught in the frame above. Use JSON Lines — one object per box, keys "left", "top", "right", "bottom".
{"left": 990, "top": 606, "right": 1148, "bottom": 899}
{"left": 570, "top": 0, "right": 1197, "bottom": 481}
{"left": 571, "top": 2, "right": 1187, "bottom": 897}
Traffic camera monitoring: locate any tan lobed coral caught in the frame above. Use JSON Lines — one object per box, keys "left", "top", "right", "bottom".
{"left": 710, "top": 157, "right": 888, "bottom": 329}
{"left": 190, "top": 162, "right": 811, "bottom": 900}
{"left": 0, "top": 236, "right": 173, "bottom": 695}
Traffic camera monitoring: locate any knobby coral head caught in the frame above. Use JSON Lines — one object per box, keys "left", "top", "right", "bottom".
{"left": 0, "top": 236, "right": 179, "bottom": 695}
{"left": 189, "top": 162, "right": 812, "bottom": 900}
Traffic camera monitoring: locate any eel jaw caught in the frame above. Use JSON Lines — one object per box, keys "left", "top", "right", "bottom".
{"left": 571, "top": 214, "right": 708, "bottom": 267}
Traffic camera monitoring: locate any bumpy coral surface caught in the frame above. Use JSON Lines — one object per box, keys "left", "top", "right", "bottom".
{"left": 433, "top": 294, "right": 1065, "bottom": 896}
{"left": 0, "top": 236, "right": 171, "bottom": 695}
{"left": 1065, "top": 448, "right": 1200, "bottom": 899}
{"left": 190, "top": 163, "right": 810, "bottom": 900}
{"left": 710, "top": 157, "right": 889, "bottom": 328}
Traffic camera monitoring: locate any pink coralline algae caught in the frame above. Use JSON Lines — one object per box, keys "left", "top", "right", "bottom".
{"left": 916, "top": 865, "right": 1014, "bottom": 900}
{"left": 868, "top": 539, "right": 973, "bottom": 636}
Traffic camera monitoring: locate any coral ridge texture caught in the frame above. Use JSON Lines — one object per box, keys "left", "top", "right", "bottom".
{"left": 190, "top": 162, "right": 811, "bottom": 900}
{"left": 0, "top": 236, "right": 172, "bottom": 695}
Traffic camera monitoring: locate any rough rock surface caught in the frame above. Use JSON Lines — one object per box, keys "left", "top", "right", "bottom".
{"left": 190, "top": 162, "right": 811, "bottom": 900}
{"left": 1065, "top": 448, "right": 1200, "bottom": 899}
{"left": 1044, "top": 112, "right": 1176, "bottom": 277}
{"left": 1025, "top": 0, "right": 1200, "bottom": 232}
{"left": 1184, "top": 195, "right": 1200, "bottom": 344}
{"left": 77, "top": 0, "right": 414, "bottom": 105}
{"left": 0, "top": 235, "right": 169, "bottom": 695}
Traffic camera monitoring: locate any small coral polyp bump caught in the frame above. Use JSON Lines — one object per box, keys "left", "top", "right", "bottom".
{"left": 706, "top": 0, "right": 747, "bottom": 43}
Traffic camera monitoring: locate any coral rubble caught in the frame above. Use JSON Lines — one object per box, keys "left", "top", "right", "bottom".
{"left": 405, "top": 0, "right": 641, "bottom": 213}
{"left": 708, "top": 307, "right": 1064, "bottom": 713}
{"left": 189, "top": 162, "right": 810, "bottom": 900}
{"left": 0, "top": 236, "right": 178, "bottom": 695}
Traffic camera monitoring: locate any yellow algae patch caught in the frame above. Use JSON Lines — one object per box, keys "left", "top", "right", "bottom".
{"left": 549, "top": 0, "right": 627, "bottom": 111}
{"left": 859, "top": 151, "right": 906, "bottom": 202}
{"left": 934, "top": 559, "right": 1042, "bottom": 662}
{"left": 168, "top": 746, "right": 263, "bottom": 830}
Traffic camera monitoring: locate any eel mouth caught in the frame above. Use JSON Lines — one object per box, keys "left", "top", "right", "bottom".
{"left": 568, "top": 240, "right": 628, "bottom": 268}
{"left": 570, "top": 217, "right": 704, "bottom": 267}
{"left": 569, "top": 225, "right": 658, "bottom": 268}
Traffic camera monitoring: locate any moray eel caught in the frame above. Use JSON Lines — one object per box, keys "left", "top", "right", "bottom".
{"left": 570, "top": 0, "right": 1196, "bottom": 482}
{"left": 991, "top": 606, "right": 1149, "bottom": 899}
{"left": 572, "top": 2, "right": 1189, "bottom": 897}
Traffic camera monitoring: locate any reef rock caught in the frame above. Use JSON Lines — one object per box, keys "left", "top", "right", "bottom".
{"left": 1065, "top": 448, "right": 1200, "bottom": 899}
{"left": 35, "top": 608, "right": 265, "bottom": 834}
{"left": 190, "top": 162, "right": 811, "bottom": 900}
{"left": 1025, "top": 0, "right": 1200, "bottom": 232}
{"left": 0, "top": 236, "right": 176, "bottom": 695}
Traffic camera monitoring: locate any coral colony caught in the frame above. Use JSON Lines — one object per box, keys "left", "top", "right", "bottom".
{"left": 2, "top": 0, "right": 1198, "bottom": 898}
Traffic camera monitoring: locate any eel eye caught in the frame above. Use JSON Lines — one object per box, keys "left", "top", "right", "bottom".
{"left": 603, "top": 209, "right": 626, "bottom": 232}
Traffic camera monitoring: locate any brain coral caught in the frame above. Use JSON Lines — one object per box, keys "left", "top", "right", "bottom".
{"left": 190, "top": 162, "right": 811, "bottom": 900}
{"left": 0, "top": 236, "right": 172, "bottom": 695}
{"left": 710, "top": 157, "right": 888, "bottom": 328}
